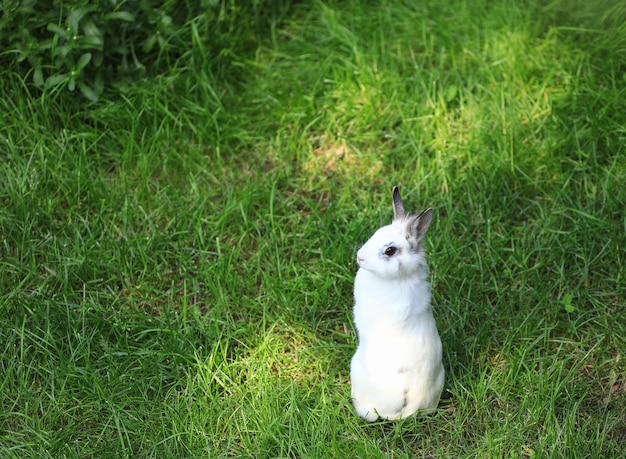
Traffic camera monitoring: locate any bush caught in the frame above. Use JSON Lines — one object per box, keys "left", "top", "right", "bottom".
{"left": 0, "top": 0, "right": 192, "bottom": 99}
{"left": 1, "top": 0, "right": 295, "bottom": 101}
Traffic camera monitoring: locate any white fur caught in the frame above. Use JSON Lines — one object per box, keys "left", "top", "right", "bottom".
{"left": 350, "top": 189, "right": 444, "bottom": 421}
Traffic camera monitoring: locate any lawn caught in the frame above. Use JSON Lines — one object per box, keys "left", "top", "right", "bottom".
{"left": 1, "top": 0, "right": 625, "bottom": 457}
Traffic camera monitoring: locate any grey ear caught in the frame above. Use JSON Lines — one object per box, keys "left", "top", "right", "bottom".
{"left": 392, "top": 186, "right": 406, "bottom": 221}
{"left": 407, "top": 208, "right": 433, "bottom": 241}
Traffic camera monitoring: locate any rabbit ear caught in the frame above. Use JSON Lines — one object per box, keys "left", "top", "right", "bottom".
{"left": 407, "top": 208, "right": 433, "bottom": 242}
{"left": 392, "top": 186, "right": 407, "bottom": 221}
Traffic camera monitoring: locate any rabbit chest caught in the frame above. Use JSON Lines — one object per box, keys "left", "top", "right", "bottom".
{"left": 353, "top": 268, "right": 440, "bottom": 364}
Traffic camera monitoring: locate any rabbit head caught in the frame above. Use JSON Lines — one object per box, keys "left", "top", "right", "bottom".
{"left": 356, "top": 186, "right": 433, "bottom": 280}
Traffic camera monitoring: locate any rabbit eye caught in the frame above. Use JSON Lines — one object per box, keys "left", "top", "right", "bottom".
{"left": 384, "top": 246, "right": 397, "bottom": 257}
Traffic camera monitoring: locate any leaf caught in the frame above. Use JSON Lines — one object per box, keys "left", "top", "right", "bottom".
{"left": 52, "top": 44, "right": 71, "bottom": 59}
{"left": 47, "top": 23, "right": 68, "bottom": 39}
{"left": 562, "top": 294, "right": 575, "bottom": 313}
{"left": 93, "top": 52, "right": 104, "bottom": 67}
{"left": 16, "top": 50, "right": 29, "bottom": 63}
{"left": 80, "top": 35, "right": 104, "bottom": 48}
{"left": 78, "top": 81, "right": 99, "bottom": 102}
{"left": 82, "top": 19, "right": 101, "bottom": 37}
{"left": 45, "top": 73, "right": 68, "bottom": 88}
{"left": 445, "top": 85, "right": 458, "bottom": 102}
{"left": 93, "top": 72, "right": 104, "bottom": 94}
{"left": 33, "top": 66, "right": 44, "bottom": 87}
{"left": 104, "top": 11, "right": 136, "bottom": 22}
{"left": 160, "top": 15, "right": 173, "bottom": 28}
{"left": 68, "top": 6, "right": 96, "bottom": 31}
{"left": 142, "top": 34, "right": 157, "bottom": 53}
{"left": 76, "top": 52, "right": 92, "bottom": 71}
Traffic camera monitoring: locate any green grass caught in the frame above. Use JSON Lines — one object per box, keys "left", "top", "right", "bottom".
{"left": 1, "top": 0, "right": 625, "bottom": 457}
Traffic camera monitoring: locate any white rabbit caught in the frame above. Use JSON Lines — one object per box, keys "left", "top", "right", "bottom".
{"left": 350, "top": 186, "right": 444, "bottom": 421}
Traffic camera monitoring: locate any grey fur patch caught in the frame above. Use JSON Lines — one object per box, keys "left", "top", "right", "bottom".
{"left": 396, "top": 389, "right": 409, "bottom": 416}
{"left": 392, "top": 186, "right": 407, "bottom": 221}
